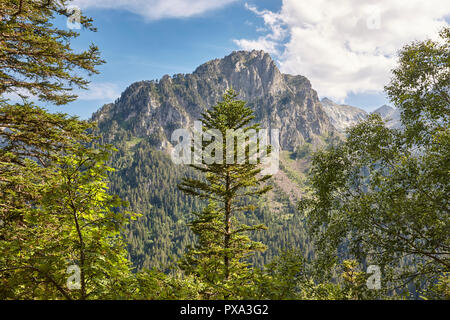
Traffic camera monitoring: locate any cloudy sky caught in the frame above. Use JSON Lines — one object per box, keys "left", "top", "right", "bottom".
{"left": 42, "top": 0, "right": 449, "bottom": 118}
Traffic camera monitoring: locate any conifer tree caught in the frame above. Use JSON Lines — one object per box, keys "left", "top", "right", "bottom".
{"left": 0, "top": 1, "right": 136, "bottom": 299}
{"left": 0, "top": 1, "right": 104, "bottom": 231}
{"left": 178, "top": 89, "right": 272, "bottom": 298}
{"left": 0, "top": 0, "right": 103, "bottom": 105}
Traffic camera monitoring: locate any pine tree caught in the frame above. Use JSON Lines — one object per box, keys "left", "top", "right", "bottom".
{"left": 0, "top": 0, "right": 103, "bottom": 105}
{"left": 178, "top": 89, "right": 272, "bottom": 298}
{"left": 0, "top": 0, "right": 104, "bottom": 233}
{"left": 0, "top": 1, "right": 136, "bottom": 299}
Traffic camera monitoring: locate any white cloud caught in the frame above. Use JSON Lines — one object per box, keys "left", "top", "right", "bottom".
{"left": 73, "top": 0, "right": 237, "bottom": 20}
{"left": 1, "top": 82, "right": 121, "bottom": 102}
{"left": 234, "top": 37, "right": 280, "bottom": 55}
{"left": 76, "top": 82, "right": 122, "bottom": 101}
{"left": 234, "top": 0, "right": 450, "bottom": 102}
{"left": 234, "top": 3, "right": 286, "bottom": 54}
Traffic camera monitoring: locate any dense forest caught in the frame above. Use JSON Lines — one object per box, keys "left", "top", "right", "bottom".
{"left": 0, "top": 1, "right": 448, "bottom": 300}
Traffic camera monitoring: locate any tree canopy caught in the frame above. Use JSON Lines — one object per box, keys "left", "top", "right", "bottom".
{"left": 301, "top": 27, "right": 449, "bottom": 299}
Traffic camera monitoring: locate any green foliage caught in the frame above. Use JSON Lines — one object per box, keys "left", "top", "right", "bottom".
{"left": 385, "top": 27, "right": 449, "bottom": 146}
{"left": 101, "top": 133, "right": 202, "bottom": 271}
{"left": 0, "top": 1, "right": 135, "bottom": 300}
{"left": 301, "top": 28, "right": 450, "bottom": 298}
{"left": 0, "top": 101, "right": 94, "bottom": 223}
{"left": 0, "top": 0, "right": 104, "bottom": 105}
{"left": 251, "top": 249, "right": 309, "bottom": 299}
{"left": 178, "top": 89, "right": 272, "bottom": 298}
{"left": 2, "top": 0, "right": 446, "bottom": 301}
{"left": 97, "top": 120, "right": 313, "bottom": 271}
{"left": 48, "top": 144, "right": 137, "bottom": 299}
{"left": 421, "top": 273, "right": 450, "bottom": 300}
{"left": 291, "top": 143, "right": 312, "bottom": 160}
{"left": 1, "top": 133, "right": 137, "bottom": 299}
{"left": 248, "top": 250, "right": 383, "bottom": 300}
{"left": 130, "top": 269, "right": 205, "bottom": 300}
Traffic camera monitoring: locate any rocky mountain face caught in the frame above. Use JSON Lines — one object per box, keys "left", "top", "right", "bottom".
{"left": 320, "top": 97, "right": 368, "bottom": 132}
{"left": 372, "top": 105, "right": 401, "bottom": 128}
{"left": 321, "top": 98, "right": 401, "bottom": 131}
{"left": 93, "top": 50, "right": 335, "bottom": 151}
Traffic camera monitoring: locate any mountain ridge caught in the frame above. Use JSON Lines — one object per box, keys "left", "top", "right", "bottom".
{"left": 93, "top": 50, "right": 337, "bottom": 152}
{"left": 320, "top": 98, "right": 401, "bottom": 131}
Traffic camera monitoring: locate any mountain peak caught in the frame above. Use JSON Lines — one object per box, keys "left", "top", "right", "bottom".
{"left": 190, "top": 50, "right": 286, "bottom": 100}
{"left": 322, "top": 102, "right": 402, "bottom": 131}
{"left": 321, "top": 97, "right": 335, "bottom": 105}
{"left": 227, "top": 49, "right": 271, "bottom": 60}
{"left": 320, "top": 98, "right": 368, "bottom": 132}
{"left": 373, "top": 104, "right": 394, "bottom": 116}
{"left": 193, "top": 50, "right": 278, "bottom": 77}
{"left": 94, "top": 50, "right": 334, "bottom": 151}
{"left": 373, "top": 105, "right": 401, "bottom": 128}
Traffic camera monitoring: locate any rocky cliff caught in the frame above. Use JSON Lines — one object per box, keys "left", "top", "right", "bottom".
{"left": 320, "top": 97, "right": 368, "bottom": 132}
{"left": 93, "top": 50, "right": 335, "bottom": 151}
{"left": 321, "top": 98, "right": 401, "bottom": 131}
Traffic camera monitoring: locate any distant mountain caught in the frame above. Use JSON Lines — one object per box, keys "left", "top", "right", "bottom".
{"left": 372, "top": 105, "right": 401, "bottom": 129}
{"left": 320, "top": 97, "right": 368, "bottom": 132}
{"left": 320, "top": 98, "right": 401, "bottom": 131}
{"left": 93, "top": 50, "right": 336, "bottom": 152}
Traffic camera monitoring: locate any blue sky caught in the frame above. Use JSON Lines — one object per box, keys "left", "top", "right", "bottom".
{"left": 41, "top": 0, "right": 449, "bottom": 119}
{"left": 45, "top": 0, "right": 280, "bottom": 118}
